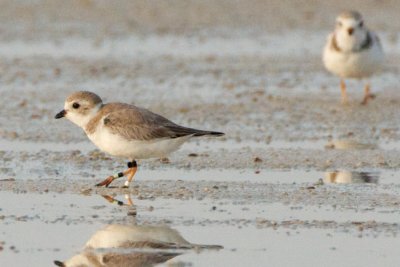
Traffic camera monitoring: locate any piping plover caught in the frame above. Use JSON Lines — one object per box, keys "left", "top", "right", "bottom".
{"left": 55, "top": 91, "right": 224, "bottom": 187}
{"left": 54, "top": 224, "right": 222, "bottom": 267}
{"left": 323, "top": 10, "right": 384, "bottom": 105}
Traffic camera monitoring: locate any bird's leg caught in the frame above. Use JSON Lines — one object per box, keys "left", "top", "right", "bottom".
{"left": 340, "top": 79, "right": 348, "bottom": 104}
{"left": 361, "top": 83, "right": 375, "bottom": 105}
{"left": 101, "top": 195, "right": 125, "bottom": 206}
{"left": 95, "top": 169, "right": 131, "bottom": 187}
{"left": 125, "top": 194, "right": 134, "bottom": 206}
{"left": 101, "top": 194, "right": 135, "bottom": 206}
{"left": 95, "top": 160, "right": 137, "bottom": 188}
{"left": 122, "top": 160, "right": 138, "bottom": 188}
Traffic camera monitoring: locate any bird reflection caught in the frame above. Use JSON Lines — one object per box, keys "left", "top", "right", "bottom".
{"left": 54, "top": 224, "right": 222, "bottom": 267}
{"left": 101, "top": 194, "right": 134, "bottom": 207}
{"left": 324, "top": 171, "right": 379, "bottom": 184}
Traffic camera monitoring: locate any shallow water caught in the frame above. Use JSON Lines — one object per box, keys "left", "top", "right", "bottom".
{"left": 1, "top": 190, "right": 400, "bottom": 267}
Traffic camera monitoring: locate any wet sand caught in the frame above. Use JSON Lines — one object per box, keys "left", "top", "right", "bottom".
{"left": 1, "top": 1, "right": 400, "bottom": 266}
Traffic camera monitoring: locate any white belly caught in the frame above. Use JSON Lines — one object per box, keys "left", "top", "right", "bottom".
{"left": 323, "top": 39, "right": 384, "bottom": 79}
{"left": 86, "top": 126, "right": 191, "bottom": 159}
{"left": 85, "top": 224, "right": 190, "bottom": 249}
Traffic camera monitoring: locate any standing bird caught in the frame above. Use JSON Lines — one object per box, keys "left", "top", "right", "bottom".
{"left": 323, "top": 10, "right": 384, "bottom": 105}
{"left": 55, "top": 91, "right": 224, "bottom": 188}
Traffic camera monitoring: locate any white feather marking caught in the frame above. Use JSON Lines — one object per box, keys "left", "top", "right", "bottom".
{"left": 86, "top": 117, "right": 192, "bottom": 159}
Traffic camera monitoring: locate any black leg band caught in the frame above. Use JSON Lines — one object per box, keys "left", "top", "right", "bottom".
{"left": 118, "top": 172, "right": 124, "bottom": 177}
{"left": 127, "top": 160, "right": 137, "bottom": 168}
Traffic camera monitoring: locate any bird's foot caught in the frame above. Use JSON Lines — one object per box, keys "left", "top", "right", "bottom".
{"left": 361, "top": 94, "right": 376, "bottom": 105}
{"left": 96, "top": 176, "right": 115, "bottom": 187}
{"left": 341, "top": 99, "right": 349, "bottom": 105}
{"left": 101, "top": 195, "right": 124, "bottom": 206}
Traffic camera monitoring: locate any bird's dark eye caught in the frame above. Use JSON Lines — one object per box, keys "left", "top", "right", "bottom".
{"left": 72, "top": 102, "right": 80, "bottom": 109}
{"left": 359, "top": 21, "right": 364, "bottom": 28}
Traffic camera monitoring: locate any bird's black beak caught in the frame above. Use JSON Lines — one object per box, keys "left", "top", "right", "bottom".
{"left": 53, "top": 260, "right": 65, "bottom": 267}
{"left": 55, "top": 110, "right": 66, "bottom": 119}
{"left": 347, "top": 27, "right": 354, "bottom": 35}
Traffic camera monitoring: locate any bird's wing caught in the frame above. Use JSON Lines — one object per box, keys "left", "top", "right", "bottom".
{"left": 103, "top": 105, "right": 221, "bottom": 141}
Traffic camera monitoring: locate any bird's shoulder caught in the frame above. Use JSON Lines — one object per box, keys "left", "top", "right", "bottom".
{"left": 99, "top": 103, "right": 177, "bottom": 141}
{"left": 368, "top": 31, "right": 382, "bottom": 49}
{"left": 101, "top": 103, "right": 173, "bottom": 126}
{"left": 324, "top": 32, "right": 341, "bottom": 53}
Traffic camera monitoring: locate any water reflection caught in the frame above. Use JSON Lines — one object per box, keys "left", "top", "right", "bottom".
{"left": 325, "top": 140, "right": 378, "bottom": 150}
{"left": 54, "top": 224, "right": 222, "bottom": 267}
{"left": 324, "top": 171, "right": 379, "bottom": 184}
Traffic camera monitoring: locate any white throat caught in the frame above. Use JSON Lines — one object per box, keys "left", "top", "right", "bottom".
{"left": 335, "top": 28, "right": 368, "bottom": 53}
{"left": 65, "top": 103, "right": 102, "bottom": 129}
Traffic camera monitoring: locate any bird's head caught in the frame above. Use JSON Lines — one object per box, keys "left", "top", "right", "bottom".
{"left": 55, "top": 91, "right": 103, "bottom": 129}
{"left": 334, "top": 10, "right": 368, "bottom": 51}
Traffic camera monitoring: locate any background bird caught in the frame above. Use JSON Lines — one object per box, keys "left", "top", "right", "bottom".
{"left": 323, "top": 10, "right": 384, "bottom": 105}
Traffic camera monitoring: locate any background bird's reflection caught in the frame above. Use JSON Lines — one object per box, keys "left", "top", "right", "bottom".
{"left": 324, "top": 171, "right": 379, "bottom": 184}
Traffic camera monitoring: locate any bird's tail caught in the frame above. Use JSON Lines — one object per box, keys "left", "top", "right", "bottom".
{"left": 192, "top": 130, "right": 225, "bottom": 137}
{"left": 191, "top": 244, "right": 224, "bottom": 250}
{"left": 167, "top": 125, "right": 224, "bottom": 138}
